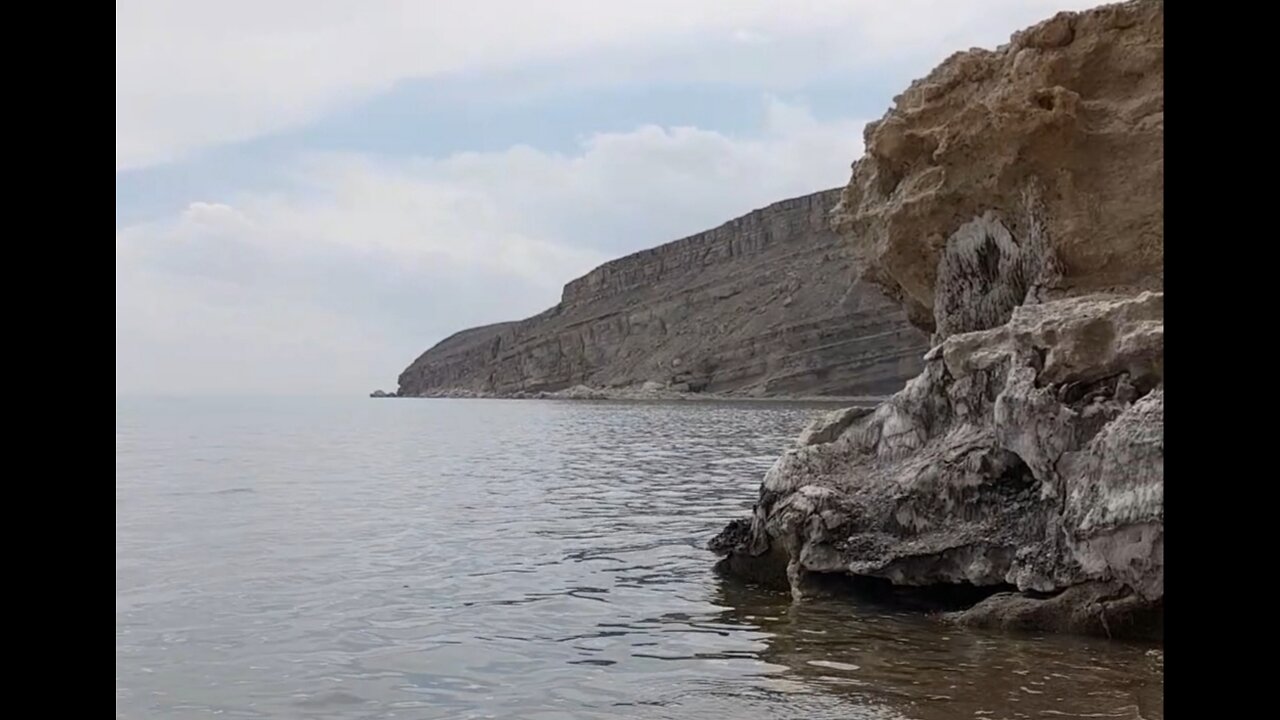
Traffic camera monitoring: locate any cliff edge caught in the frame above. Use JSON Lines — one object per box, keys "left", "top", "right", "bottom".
{"left": 711, "top": 0, "right": 1163, "bottom": 640}
{"left": 398, "top": 190, "right": 929, "bottom": 399}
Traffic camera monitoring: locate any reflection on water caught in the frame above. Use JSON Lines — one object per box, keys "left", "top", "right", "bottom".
{"left": 709, "top": 582, "right": 1161, "bottom": 720}
{"left": 117, "top": 397, "right": 1162, "bottom": 719}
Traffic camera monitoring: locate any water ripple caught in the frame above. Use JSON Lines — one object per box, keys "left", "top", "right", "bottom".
{"left": 117, "top": 397, "right": 1162, "bottom": 720}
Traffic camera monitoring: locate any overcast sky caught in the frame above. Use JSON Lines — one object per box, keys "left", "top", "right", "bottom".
{"left": 116, "top": 0, "right": 1099, "bottom": 396}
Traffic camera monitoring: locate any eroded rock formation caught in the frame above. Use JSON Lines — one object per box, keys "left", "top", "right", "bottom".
{"left": 398, "top": 190, "right": 929, "bottom": 399}
{"left": 711, "top": 0, "right": 1163, "bottom": 640}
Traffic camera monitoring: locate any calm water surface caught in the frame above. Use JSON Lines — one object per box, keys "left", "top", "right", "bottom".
{"left": 116, "top": 397, "right": 1162, "bottom": 719}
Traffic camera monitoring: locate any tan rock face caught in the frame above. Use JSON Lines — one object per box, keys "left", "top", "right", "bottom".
{"left": 832, "top": 0, "right": 1163, "bottom": 334}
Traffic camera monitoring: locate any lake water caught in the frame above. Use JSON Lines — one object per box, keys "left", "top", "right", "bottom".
{"left": 116, "top": 397, "right": 1163, "bottom": 719}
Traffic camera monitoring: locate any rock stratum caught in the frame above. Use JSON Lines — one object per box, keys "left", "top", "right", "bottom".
{"left": 711, "top": 0, "right": 1163, "bottom": 640}
{"left": 398, "top": 190, "right": 929, "bottom": 398}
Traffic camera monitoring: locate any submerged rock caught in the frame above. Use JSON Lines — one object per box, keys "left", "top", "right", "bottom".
{"left": 711, "top": 0, "right": 1163, "bottom": 641}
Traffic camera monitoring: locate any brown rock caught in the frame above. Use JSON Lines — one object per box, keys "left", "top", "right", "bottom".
{"left": 832, "top": 0, "right": 1163, "bottom": 336}
{"left": 1015, "top": 12, "right": 1076, "bottom": 49}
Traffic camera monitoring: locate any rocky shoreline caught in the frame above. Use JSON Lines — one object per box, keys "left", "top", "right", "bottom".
{"left": 710, "top": 0, "right": 1163, "bottom": 641}
{"left": 373, "top": 383, "right": 887, "bottom": 406}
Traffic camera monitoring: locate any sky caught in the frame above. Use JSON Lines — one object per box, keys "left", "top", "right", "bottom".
{"left": 116, "top": 0, "right": 1101, "bottom": 396}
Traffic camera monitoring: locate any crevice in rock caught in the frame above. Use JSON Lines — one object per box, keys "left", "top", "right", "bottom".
{"left": 796, "top": 570, "right": 1017, "bottom": 614}
{"left": 712, "top": 543, "right": 790, "bottom": 591}
{"left": 1053, "top": 371, "right": 1152, "bottom": 409}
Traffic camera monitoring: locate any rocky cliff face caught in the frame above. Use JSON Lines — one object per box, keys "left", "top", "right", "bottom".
{"left": 711, "top": 0, "right": 1163, "bottom": 640}
{"left": 398, "top": 190, "right": 929, "bottom": 398}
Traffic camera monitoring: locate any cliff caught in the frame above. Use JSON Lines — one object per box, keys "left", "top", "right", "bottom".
{"left": 398, "top": 190, "right": 930, "bottom": 398}
{"left": 711, "top": 0, "right": 1163, "bottom": 640}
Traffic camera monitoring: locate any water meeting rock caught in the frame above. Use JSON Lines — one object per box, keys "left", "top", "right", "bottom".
{"left": 711, "top": 0, "right": 1163, "bottom": 640}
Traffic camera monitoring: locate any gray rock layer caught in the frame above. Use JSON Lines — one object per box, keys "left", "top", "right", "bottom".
{"left": 398, "top": 190, "right": 929, "bottom": 398}
{"left": 711, "top": 0, "right": 1163, "bottom": 641}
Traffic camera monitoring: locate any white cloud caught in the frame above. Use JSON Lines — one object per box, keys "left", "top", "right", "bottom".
{"left": 116, "top": 0, "right": 1103, "bottom": 170}
{"left": 115, "top": 101, "right": 866, "bottom": 395}
{"left": 731, "top": 29, "right": 772, "bottom": 45}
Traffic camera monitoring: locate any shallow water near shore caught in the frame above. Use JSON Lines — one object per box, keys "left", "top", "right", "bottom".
{"left": 117, "top": 396, "right": 1162, "bottom": 720}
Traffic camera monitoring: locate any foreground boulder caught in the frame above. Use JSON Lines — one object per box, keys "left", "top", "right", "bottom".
{"left": 714, "top": 294, "right": 1162, "bottom": 638}
{"left": 711, "top": 0, "right": 1163, "bottom": 640}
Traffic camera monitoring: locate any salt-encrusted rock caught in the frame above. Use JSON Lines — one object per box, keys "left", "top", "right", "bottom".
{"left": 796, "top": 406, "right": 875, "bottom": 447}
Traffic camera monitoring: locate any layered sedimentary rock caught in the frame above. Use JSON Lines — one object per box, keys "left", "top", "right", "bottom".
{"left": 711, "top": 0, "right": 1163, "bottom": 640}
{"left": 398, "top": 190, "right": 929, "bottom": 398}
